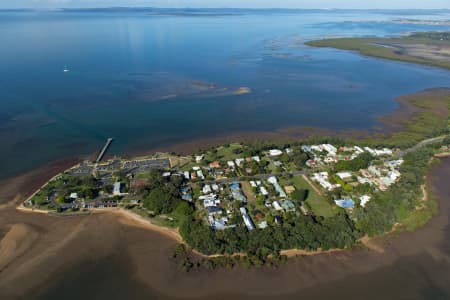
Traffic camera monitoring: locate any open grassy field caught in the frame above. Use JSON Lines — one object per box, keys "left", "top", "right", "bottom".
{"left": 291, "top": 175, "right": 335, "bottom": 218}
{"left": 306, "top": 32, "right": 450, "bottom": 70}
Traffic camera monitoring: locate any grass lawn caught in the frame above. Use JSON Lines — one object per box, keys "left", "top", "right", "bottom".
{"left": 291, "top": 175, "right": 335, "bottom": 218}
{"left": 205, "top": 143, "right": 244, "bottom": 161}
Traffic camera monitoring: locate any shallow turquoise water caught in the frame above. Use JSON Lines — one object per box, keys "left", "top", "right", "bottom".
{"left": 0, "top": 9, "right": 450, "bottom": 178}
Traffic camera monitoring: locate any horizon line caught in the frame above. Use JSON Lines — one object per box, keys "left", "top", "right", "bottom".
{"left": 1, "top": 7, "right": 450, "bottom": 11}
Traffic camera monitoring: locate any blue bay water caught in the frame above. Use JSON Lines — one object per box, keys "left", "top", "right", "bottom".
{"left": 1, "top": 9, "right": 450, "bottom": 178}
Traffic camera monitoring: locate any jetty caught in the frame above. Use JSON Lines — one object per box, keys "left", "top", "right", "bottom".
{"left": 96, "top": 138, "right": 114, "bottom": 163}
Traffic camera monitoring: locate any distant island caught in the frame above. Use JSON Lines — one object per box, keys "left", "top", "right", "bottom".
{"left": 306, "top": 31, "right": 450, "bottom": 70}
{"left": 21, "top": 86, "right": 450, "bottom": 271}
{"left": 389, "top": 19, "right": 450, "bottom": 26}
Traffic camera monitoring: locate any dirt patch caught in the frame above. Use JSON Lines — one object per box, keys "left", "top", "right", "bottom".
{"left": 240, "top": 181, "right": 256, "bottom": 203}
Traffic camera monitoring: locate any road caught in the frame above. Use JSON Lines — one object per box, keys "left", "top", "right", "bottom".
{"left": 394, "top": 135, "right": 448, "bottom": 159}
{"left": 198, "top": 170, "right": 309, "bottom": 185}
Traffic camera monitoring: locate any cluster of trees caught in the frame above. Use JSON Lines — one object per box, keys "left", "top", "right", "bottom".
{"left": 33, "top": 175, "right": 100, "bottom": 205}
{"left": 172, "top": 243, "right": 288, "bottom": 272}
{"left": 334, "top": 152, "right": 373, "bottom": 172}
{"left": 180, "top": 212, "right": 362, "bottom": 256}
{"left": 141, "top": 170, "right": 184, "bottom": 214}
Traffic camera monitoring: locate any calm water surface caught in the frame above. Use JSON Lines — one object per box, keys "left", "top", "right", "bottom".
{"left": 1, "top": 9, "right": 450, "bottom": 178}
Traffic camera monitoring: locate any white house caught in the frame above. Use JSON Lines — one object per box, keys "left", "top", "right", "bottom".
{"left": 235, "top": 158, "right": 245, "bottom": 166}
{"left": 360, "top": 195, "right": 371, "bottom": 207}
{"left": 251, "top": 156, "right": 261, "bottom": 162}
{"left": 336, "top": 171, "right": 352, "bottom": 181}
{"left": 269, "top": 149, "right": 283, "bottom": 156}
{"left": 113, "top": 182, "right": 122, "bottom": 196}
{"left": 272, "top": 201, "right": 283, "bottom": 211}
{"left": 260, "top": 186, "right": 269, "bottom": 196}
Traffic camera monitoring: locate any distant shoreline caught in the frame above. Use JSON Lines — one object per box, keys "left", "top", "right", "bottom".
{"left": 306, "top": 32, "right": 450, "bottom": 70}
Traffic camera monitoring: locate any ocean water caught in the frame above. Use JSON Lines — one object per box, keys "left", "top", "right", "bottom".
{"left": 1, "top": 9, "right": 450, "bottom": 178}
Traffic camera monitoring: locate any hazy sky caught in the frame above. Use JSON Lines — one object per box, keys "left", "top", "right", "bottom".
{"left": 1, "top": 0, "right": 450, "bottom": 9}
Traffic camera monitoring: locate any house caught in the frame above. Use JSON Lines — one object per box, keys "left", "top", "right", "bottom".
{"left": 388, "top": 170, "right": 401, "bottom": 181}
{"left": 195, "top": 155, "right": 204, "bottom": 162}
{"left": 239, "top": 207, "right": 255, "bottom": 231}
{"left": 202, "top": 185, "right": 212, "bottom": 194}
{"left": 357, "top": 176, "right": 372, "bottom": 185}
{"left": 183, "top": 171, "right": 190, "bottom": 180}
{"left": 258, "top": 221, "right": 269, "bottom": 229}
{"left": 269, "top": 149, "right": 283, "bottom": 156}
{"left": 322, "top": 144, "right": 337, "bottom": 156}
{"left": 312, "top": 172, "right": 340, "bottom": 191}
{"left": 334, "top": 198, "right": 355, "bottom": 209}
{"left": 387, "top": 159, "right": 404, "bottom": 168}
{"left": 227, "top": 161, "right": 236, "bottom": 168}
{"left": 272, "top": 201, "right": 283, "bottom": 211}
{"left": 162, "top": 172, "right": 171, "bottom": 177}
{"left": 235, "top": 158, "right": 245, "bottom": 166}
{"left": 311, "top": 145, "right": 323, "bottom": 152}
{"left": 209, "top": 161, "right": 221, "bottom": 169}
{"left": 302, "top": 145, "right": 312, "bottom": 153}
{"left": 181, "top": 194, "right": 193, "bottom": 201}
{"left": 354, "top": 146, "right": 364, "bottom": 154}
{"left": 251, "top": 156, "right": 261, "bottom": 162}
{"left": 274, "top": 216, "right": 283, "bottom": 224}
{"left": 359, "top": 195, "right": 371, "bottom": 207}
{"left": 209, "top": 216, "right": 232, "bottom": 230}
{"left": 284, "top": 186, "right": 295, "bottom": 194}
{"left": 196, "top": 170, "right": 205, "bottom": 180}
{"left": 203, "top": 196, "right": 221, "bottom": 207}
{"left": 336, "top": 171, "right": 353, "bottom": 181}
{"left": 230, "top": 183, "right": 247, "bottom": 202}
{"left": 368, "top": 166, "right": 381, "bottom": 177}
{"left": 207, "top": 206, "right": 222, "bottom": 215}
{"left": 69, "top": 192, "right": 78, "bottom": 200}
{"left": 364, "top": 147, "right": 376, "bottom": 156}
{"left": 281, "top": 200, "right": 296, "bottom": 212}
{"left": 260, "top": 186, "right": 269, "bottom": 196}
{"left": 268, "top": 176, "right": 287, "bottom": 198}
{"left": 113, "top": 182, "right": 122, "bottom": 196}
{"left": 250, "top": 181, "right": 257, "bottom": 188}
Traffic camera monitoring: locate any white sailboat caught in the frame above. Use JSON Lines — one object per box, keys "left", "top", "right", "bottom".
{"left": 63, "top": 66, "right": 70, "bottom": 73}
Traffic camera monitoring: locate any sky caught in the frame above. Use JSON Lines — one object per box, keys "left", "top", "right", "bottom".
{"left": 1, "top": 0, "right": 450, "bottom": 9}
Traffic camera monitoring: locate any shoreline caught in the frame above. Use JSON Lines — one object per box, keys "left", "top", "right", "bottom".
{"left": 13, "top": 162, "right": 434, "bottom": 260}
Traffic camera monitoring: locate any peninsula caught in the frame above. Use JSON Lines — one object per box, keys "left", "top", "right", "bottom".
{"left": 306, "top": 32, "right": 450, "bottom": 70}
{"left": 22, "top": 87, "right": 450, "bottom": 270}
